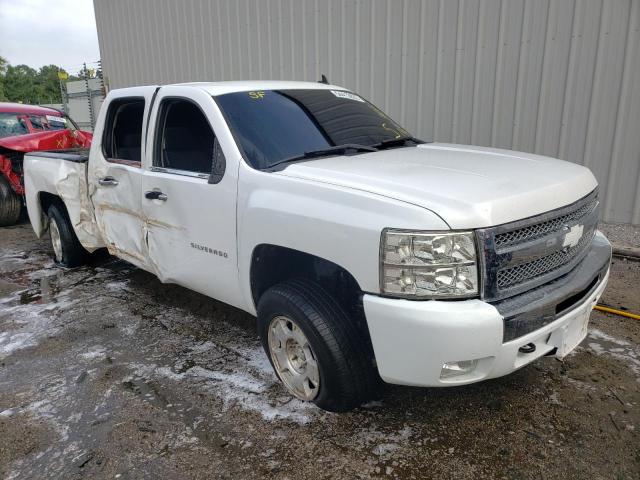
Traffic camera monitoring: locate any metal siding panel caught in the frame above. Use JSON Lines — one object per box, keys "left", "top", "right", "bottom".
{"left": 604, "top": 0, "right": 640, "bottom": 223}
{"left": 470, "top": 0, "right": 500, "bottom": 145}
{"left": 303, "top": 0, "right": 316, "bottom": 81}
{"left": 491, "top": 0, "right": 525, "bottom": 148}
{"left": 558, "top": 0, "right": 602, "bottom": 165}
{"left": 402, "top": 0, "right": 423, "bottom": 132}
{"left": 511, "top": 0, "right": 549, "bottom": 152}
{"left": 369, "top": 0, "right": 387, "bottom": 107}
{"left": 434, "top": 0, "right": 459, "bottom": 140}
{"left": 329, "top": 0, "right": 343, "bottom": 85}
{"left": 416, "top": 0, "right": 440, "bottom": 140}
{"left": 314, "top": 0, "right": 329, "bottom": 81}
{"left": 534, "top": 0, "right": 576, "bottom": 157}
{"left": 92, "top": 0, "right": 640, "bottom": 224}
{"left": 385, "top": 1, "right": 404, "bottom": 121}
{"left": 583, "top": 0, "right": 631, "bottom": 218}
{"left": 342, "top": 0, "right": 358, "bottom": 89}
{"left": 452, "top": 0, "right": 480, "bottom": 144}
{"left": 356, "top": 0, "right": 373, "bottom": 98}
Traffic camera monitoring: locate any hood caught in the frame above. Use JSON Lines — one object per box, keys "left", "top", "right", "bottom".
{"left": 277, "top": 143, "right": 598, "bottom": 229}
{"left": 0, "top": 129, "right": 92, "bottom": 153}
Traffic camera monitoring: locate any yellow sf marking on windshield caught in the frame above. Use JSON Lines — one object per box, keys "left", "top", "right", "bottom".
{"left": 249, "top": 91, "right": 265, "bottom": 99}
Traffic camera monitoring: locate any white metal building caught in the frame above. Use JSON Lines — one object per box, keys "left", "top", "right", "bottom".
{"left": 93, "top": 0, "right": 640, "bottom": 224}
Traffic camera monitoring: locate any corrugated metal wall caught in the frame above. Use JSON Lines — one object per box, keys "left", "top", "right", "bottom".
{"left": 94, "top": 0, "right": 640, "bottom": 224}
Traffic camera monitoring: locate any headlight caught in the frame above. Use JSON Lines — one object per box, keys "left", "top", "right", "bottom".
{"left": 380, "top": 230, "right": 479, "bottom": 298}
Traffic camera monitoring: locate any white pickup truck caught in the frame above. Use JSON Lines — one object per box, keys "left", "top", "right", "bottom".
{"left": 24, "top": 81, "right": 612, "bottom": 412}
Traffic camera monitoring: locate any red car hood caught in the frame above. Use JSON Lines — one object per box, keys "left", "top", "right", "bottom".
{"left": 0, "top": 129, "right": 92, "bottom": 195}
{"left": 0, "top": 129, "right": 92, "bottom": 152}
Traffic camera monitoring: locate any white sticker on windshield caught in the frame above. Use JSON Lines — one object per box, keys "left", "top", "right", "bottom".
{"left": 331, "top": 90, "right": 365, "bottom": 102}
{"left": 46, "top": 115, "right": 66, "bottom": 123}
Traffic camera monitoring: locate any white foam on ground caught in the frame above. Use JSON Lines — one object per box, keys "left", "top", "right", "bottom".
{"left": 354, "top": 425, "right": 413, "bottom": 457}
{"left": 129, "top": 340, "right": 316, "bottom": 424}
{"left": 0, "top": 293, "right": 77, "bottom": 360}
{"left": 587, "top": 328, "right": 640, "bottom": 378}
{"left": 79, "top": 345, "right": 107, "bottom": 360}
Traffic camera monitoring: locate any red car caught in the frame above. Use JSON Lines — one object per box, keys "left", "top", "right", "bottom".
{"left": 0, "top": 103, "right": 92, "bottom": 226}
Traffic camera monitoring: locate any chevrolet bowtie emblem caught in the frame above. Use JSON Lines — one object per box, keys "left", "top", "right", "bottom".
{"left": 562, "top": 224, "right": 584, "bottom": 249}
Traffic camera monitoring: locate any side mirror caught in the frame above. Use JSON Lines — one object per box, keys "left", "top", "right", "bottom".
{"left": 208, "top": 138, "right": 226, "bottom": 184}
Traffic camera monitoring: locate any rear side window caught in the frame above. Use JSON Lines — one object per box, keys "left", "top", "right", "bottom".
{"left": 102, "top": 97, "right": 145, "bottom": 165}
{"left": 154, "top": 98, "right": 214, "bottom": 174}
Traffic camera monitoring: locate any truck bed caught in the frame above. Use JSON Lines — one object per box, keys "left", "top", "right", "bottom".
{"left": 24, "top": 150, "right": 105, "bottom": 251}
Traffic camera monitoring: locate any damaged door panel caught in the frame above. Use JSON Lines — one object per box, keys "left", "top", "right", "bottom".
{"left": 141, "top": 89, "right": 243, "bottom": 309}
{"left": 88, "top": 90, "right": 156, "bottom": 271}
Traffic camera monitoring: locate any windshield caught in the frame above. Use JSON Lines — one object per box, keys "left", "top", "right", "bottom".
{"left": 0, "top": 113, "right": 29, "bottom": 138}
{"left": 215, "top": 89, "right": 411, "bottom": 169}
{"left": 0, "top": 112, "right": 73, "bottom": 138}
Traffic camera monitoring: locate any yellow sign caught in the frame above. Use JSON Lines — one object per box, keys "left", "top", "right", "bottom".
{"left": 57, "top": 71, "right": 68, "bottom": 80}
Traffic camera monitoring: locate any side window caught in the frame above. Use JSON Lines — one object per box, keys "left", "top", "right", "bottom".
{"left": 154, "top": 99, "right": 214, "bottom": 174}
{"left": 103, "top": 97, "right": 145, "bottom": 165}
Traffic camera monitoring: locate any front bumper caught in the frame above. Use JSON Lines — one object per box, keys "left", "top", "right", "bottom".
{"left": 363, "top": 231, "right": 611, "bottom": 387}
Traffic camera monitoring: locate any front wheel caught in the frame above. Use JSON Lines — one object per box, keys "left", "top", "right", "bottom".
{"left": 47, "top": 203, "right": 87, "bottom": 267}
{"left": 257, "top": 279, "right": 376, "bottom": 412}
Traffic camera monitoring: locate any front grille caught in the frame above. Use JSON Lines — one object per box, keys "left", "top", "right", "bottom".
{"left": 494, "top": 198, "right": 598, "bottom": 249}
{"left": 496, "top": 227, "right": 595, "bottom": 289}
{"left": 477, "top": 189, "right": 600, "bottom": 302}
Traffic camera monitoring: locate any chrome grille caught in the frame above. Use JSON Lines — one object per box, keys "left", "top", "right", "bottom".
{"left": 496, "top": 227, "right": 595, "bottom": 288}
{"left": 477, "top": 189, "right": 599, "bottom": 302}
{"left": 494, "top": 198, "right": 598, "bottom": 249}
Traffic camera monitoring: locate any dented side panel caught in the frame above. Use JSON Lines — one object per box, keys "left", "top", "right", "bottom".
{"left": 23, "top": 154, "right": 105, "bottom": 250}
{"left": 89, "top": 164, "right": 149, "bottom": 269}
{"left": 87, "top": 86, "right": 160, "bottom": 272}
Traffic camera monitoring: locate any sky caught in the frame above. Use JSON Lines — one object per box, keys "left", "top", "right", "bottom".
{"left": 0, "top": 0, "right": 101, "bottom": 74}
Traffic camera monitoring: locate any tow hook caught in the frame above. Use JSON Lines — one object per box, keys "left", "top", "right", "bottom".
{"left": 519, "top": 343, "right": 536, "bottom": 354}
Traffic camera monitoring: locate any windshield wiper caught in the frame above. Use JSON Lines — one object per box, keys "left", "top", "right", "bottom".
{"left": 266, "top": 144, "right": 378, "bottom": 170}
{"left": 372, "top": 136, "right": 424, "bottom": 150}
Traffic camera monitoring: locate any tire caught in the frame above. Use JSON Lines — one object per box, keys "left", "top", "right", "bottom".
{"left": 257, "top": 278, "right": 376, "bottom": 412}
{"left": 47, "top": 203, "right": 87, "bottom": 267}
{"left": 0, "top": 176, "right": 21, "bottom": 227}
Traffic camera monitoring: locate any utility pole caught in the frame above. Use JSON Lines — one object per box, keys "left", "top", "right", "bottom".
{"left": 83, "top": 62, "right": 96, "bottom": 130}
{"left": 57, "top": 68, "right": 68, "bottom": 113}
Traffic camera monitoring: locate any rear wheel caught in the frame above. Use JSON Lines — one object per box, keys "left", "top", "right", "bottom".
{"left": 47, "top": 203, "right": 87, "bottom": 267}
{"left": 257, "top": 279, "right": 376, "bottom": 412}
{"left": 0, "top": 176, "right": 21, "bottom": 227}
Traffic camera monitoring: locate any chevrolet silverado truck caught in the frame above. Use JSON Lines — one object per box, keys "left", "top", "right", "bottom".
{"left": 0, "top": 102, "right": 92, "bottom": 226}
{"left": 24, "top": 81, "right": 612, "bottom": 412}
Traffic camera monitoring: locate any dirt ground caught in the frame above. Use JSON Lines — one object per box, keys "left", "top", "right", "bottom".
{"left": 1, "top": 223, "right": 639, "bottom": 480}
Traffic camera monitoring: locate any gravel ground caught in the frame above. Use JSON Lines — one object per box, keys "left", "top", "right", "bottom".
{"left": 599, "top": 222, "right": 640, "bottom": 250}
{"left": 1, "top": 223, "right": 639, "bottom": 480}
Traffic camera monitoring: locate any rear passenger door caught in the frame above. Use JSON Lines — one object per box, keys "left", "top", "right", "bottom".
{"left": 141, "top": 87, "right": 242, "bottom": 308}
{"left": 89, "top": 88, "right": 157, "bottom": 270}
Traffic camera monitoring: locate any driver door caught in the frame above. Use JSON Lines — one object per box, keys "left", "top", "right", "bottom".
{"left": 141, "top": 86, "right": 243, "bottom": 309}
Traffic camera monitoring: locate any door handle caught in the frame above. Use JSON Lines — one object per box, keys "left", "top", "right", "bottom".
{"left": 145, "top": 190, "right": 168, "bottom": 201}
{"left": 98, "top": 176, "right": 119, "bottom": 186}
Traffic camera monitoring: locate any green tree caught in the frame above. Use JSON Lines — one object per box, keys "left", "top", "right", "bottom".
{"left": 0, "top": 60, "right": 70, "bottom": 104}
{"left": 4, "top": 64, "right": 39, "bottom": 103}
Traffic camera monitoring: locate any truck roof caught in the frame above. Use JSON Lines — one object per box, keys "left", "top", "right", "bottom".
{"left": 114, "top": 80, "right": 347, "bottom": 97}
{"left": 0, "top": 102, "right": 65, "bottom": 116}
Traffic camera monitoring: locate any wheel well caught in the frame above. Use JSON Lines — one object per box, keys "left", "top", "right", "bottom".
{"left": 250, "top": 245, "right": 361, "bottom": 308}
{"left": 39, "top": 192, "right": 64, "bottom": 215}
{"left": 250, "top": 245, "right": 378, "bottom": 372}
